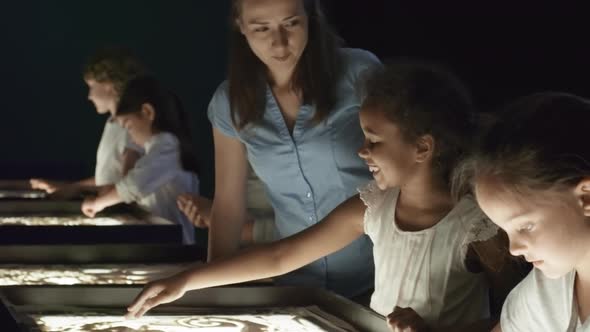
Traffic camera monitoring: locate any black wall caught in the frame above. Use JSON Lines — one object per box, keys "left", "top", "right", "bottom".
{"left": 324, "top": 2, "right": 590, "bottom": 109}
{"left": 1, "top": 1, "right": 588, "bottom": 198}
{"left": 1, "top": 1, "right": 230, "bottom": 197}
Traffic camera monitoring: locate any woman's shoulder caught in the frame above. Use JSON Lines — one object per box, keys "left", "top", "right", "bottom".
{"left": 338, "top": 48, "right": 380, "bottom": 66}
{"left": 336, "top": 48, "right": 381, "bottom": 93}
{"left": 207, "top": 80, "right": 240, "bottom": 136}
{"left": 210, "top": 80, "right": 230, "bottom": 101}
{"left": 338, "top": 48, "right": 380, "bottom": 75}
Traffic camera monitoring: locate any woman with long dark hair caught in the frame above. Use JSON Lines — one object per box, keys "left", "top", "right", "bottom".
{"left": 183, "top": 0, "right": 380, "bottom": 298}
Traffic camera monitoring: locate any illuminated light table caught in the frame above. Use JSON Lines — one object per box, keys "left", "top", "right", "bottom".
{"left": 0, "top": 180, "right": 48, "bottom": 200}
{"left": 0, "top": 243, "right": 207, "bottom": 287}
{"left": 0, "top": 189, "right": 47, "bottom": 200}
{"left": 0, "top": 286, "right": 388, "bottom": 332}
{"left": 0, "top": 201, "right": 184, "bottom": 244}
{"left": 0, "top": 263, "right": 192, "bottom": 286}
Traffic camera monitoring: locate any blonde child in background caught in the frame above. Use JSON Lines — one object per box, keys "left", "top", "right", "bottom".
{"left": 31, "top": 48, "right": 145, "bottom": 196}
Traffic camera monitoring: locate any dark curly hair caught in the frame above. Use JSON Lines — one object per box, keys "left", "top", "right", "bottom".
{"left": 83, "top": 47, "right": 147, "bottom": 96}
{"left": 362, "top": 61, "right": 476, "bottom": 189}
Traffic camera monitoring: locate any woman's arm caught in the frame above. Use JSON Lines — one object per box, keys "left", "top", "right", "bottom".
{"left": 127, "top": 194, "right": 367, "bottom": 318}
{"left": 207, "top": 127, "right": 250, "bottom": 261}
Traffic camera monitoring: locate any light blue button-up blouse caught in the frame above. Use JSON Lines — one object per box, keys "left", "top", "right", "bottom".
{"left": 208, "top": 48, "right": 380, "bottom": 298}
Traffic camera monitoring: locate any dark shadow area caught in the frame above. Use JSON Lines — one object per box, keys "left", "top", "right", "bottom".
{"left": 1, "top": 1, "right": 588, "bottom": 198}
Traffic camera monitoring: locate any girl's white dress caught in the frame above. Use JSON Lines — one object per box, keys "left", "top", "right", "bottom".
{"left": 360, "top": 180, "right": 498, "bottom": 326}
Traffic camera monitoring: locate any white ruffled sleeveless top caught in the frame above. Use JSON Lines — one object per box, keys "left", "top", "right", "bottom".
{"left": 359, "top": 181, "right": 498, "bottom": 326}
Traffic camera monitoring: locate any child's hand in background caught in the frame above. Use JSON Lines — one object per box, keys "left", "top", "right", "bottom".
{"left": 177, "top": 194, "right": 211, "bottom": 228}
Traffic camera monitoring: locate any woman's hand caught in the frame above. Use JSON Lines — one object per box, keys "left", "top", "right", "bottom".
{"left": 126, "top": 273, "right": 189, "bottom": 319}
{"left": 81, "top": 197, "right": 104, "bottom": 218}
{"left": 177, "top": 194, "right": 212, "bottom": 228}
{"left": 387, "top": 306, "right": 430, "bottom": 332}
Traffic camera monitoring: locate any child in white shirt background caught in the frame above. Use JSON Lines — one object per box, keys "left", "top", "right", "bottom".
{"left": 81, "top": 75, "right": 200, "bottom": 245}
{"left": 30, "top": 48, "right": 145, "bottom": 196}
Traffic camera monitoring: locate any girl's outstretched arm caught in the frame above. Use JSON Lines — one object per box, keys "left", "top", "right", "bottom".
{"left": 30, "top": 177, "right": 95, "bottom": 197}
{"left": 126, "top": 194, "right": 367, "bottom": 318}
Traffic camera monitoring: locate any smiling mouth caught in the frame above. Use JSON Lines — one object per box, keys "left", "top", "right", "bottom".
{"left": 273, "top": 55, "right": 290, "bottom": 62}
{"left": 368, "top": 165, "right": 380, "bottom": 174}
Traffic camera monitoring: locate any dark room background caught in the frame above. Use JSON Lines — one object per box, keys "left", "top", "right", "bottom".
{"left": 1, "top": 1, "right": 588, "bottom": 198}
